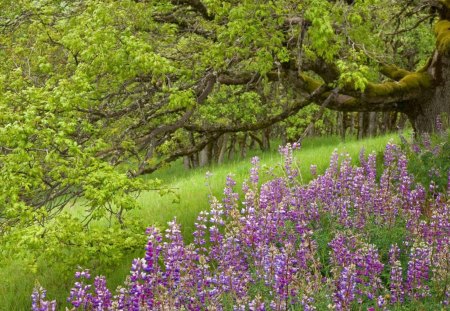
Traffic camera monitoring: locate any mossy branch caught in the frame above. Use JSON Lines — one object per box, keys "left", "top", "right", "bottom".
{"left": 295, "top": 70, "right": 432, "bottom": 113}
{"left": 365, "top": 72, "right": 432, "bottom": 97}
{"left": 299, "top": 73, "right": 323, "bottom": 93}
{"left": 379, "top": 64, "right": 412, "bottom": 81}
{"left": 435, "top": 19, "right": 450, "bottom": 55}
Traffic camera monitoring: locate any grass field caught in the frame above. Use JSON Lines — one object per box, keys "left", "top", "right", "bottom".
{"left": 0, "top": 134, "right": 399, "bottom": 310}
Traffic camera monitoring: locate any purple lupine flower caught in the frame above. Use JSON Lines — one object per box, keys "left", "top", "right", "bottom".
{"left": 301, "top": 295, "right": 317, "bottom": 311}
{"left": 68, "top": 269, "right": 94, "bottom": 308}
{"left": 329, "top": 234, "right": 356, "bottom": 267}
{"left": 442, "top": 290, "right": 449, "bottom": 307}
{"left": 389, "top": 244, "right": 404, "bottom": 304}
{"left": 92, "top": 276, "right": 112, "bottom": 310}
{"left": 384, "top": 141, "right": 399, "bottom": 167}
{"left": 250, "top": 156, "right": 260, "bottom": 185}
{"left": 356, "top": 245, "right": 384, "bottom": 299}
{"left": 31, "top": 287, "right": 56, "bottom": 311}
{"left": 422, "top": 133, "right": 431, "bottom": 150}
{"left": 406, "top": 243, "right": 431, "bottom": 299}
{"left": 412, "top": 143, "right": 421, "bottom": 154}
{"left": 377, "top": 295, "right": 387, "bottom": 310}
{"left": 398, "top": 154, "right": 411, "bottom": 198}
{"left": 333, "top": 265, "right": 357, "bottom": 311}
{"left": 248, "top": 298, "right": 266, "bottom": 310}
{"left": 279, "top": 143, "right": 299, "bottom": 180}
{"left": 223, "top": 174, "right": 239, "bottom": 213}
{"left": 193, "top": 211, "right": 208, "bottom": 253}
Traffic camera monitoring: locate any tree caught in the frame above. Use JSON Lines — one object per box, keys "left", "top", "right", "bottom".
{"left": 1, "top": 0, "right": 449, "bottom": 225}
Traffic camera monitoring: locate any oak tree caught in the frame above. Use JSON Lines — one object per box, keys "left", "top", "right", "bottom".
{"left": 1, "top": 0, "right": 449, "bottom": 226}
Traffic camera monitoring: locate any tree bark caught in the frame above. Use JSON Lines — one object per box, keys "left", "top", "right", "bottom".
{"left": 228, "top": 134, "right": 236, "bottom": 160}
{"left": 240, "top": 133, "right": 248, "bottom": 158}
{"left": 199, "top": 144, "right": 210, "bottom": 167}
{"left": 358, "top": 113, "right": 364, "bottom": 139}
{"left": 405, "top": 52, "right": 450, "bottom": 133}
{"left": 349, "top": 113, "right": 355, "bottom": 137}
{"left": 183, "top": 156, "right": 191, "bottom": 169}
{"left": 368, "top": 112, "right": 377, "bottom": 137}
{"left": 218, "top": 133, "right": 228, "bottom": 164}
{"left": 262, "top": 128, "right": 271, "bottom": 151}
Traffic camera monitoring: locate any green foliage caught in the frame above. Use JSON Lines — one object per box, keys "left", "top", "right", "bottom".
{"left": 337, "top": 58, "right": 370, "bottom": 92}
{"left": 1, "top": 213, "right": 147, "bottom": 274}
{"left": 198, "top": 86, "right": 263, "bottom": 125}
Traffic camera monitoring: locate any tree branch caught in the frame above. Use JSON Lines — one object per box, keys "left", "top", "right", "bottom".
{"left": 172, "top": 0, "right": 214, "bottom": 21}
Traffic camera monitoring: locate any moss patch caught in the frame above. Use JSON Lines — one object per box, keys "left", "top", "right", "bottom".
{"left": 300, "top": 73, "right": 322, "bottom": 93}
{"left": 380, "top": 64, "right": 411, "bottom": 81}
{"left": 365, "top": 72, "right": 432, "bottom": 97}
{"left": 342, "top": 97, "right": 359, "bottom": 107}
{"left": 434, "top": 19, "right": 450, "bottom": 54}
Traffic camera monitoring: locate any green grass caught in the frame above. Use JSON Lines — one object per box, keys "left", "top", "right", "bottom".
{"left": 0, "top": 134, "right": 399, "bottom": 310}
{"left": 133, "top": 134, "right": 398, "bottom": 240}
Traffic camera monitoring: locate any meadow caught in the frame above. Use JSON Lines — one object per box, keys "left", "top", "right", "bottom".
{"left": 1, "top": 134, "right": 401, "bottom": 310}
{"left": 28, "top": 131, "right": 450, "bottom": 310}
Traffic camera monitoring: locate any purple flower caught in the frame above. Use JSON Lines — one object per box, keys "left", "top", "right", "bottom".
{"left": 31, "top": 287, "right": 56, "bottom": 311}
{"left": 406, "top": 243, "right": 431, "bottom": 299}
{"left": 389, "top": 244, "right": 404, "bottom": 304}
{"left": 333, "top": 265, "right": 357, "bottom": 311}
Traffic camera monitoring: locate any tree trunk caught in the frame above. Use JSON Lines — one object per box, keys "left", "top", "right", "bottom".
{"left": 262, "top": 128, "right": 271, "bottom": 151}
{"left": 228, "top": 134, "right": 236, "bottom": 160}
{"left": 349, "top": 113, "right": 355, "bottom": 137}
{"left": 240, "top": 133, "right": 248, "bottom": 158}
{"left": 199, "top": 143, "right": 212, "bottom": 167}
{"left": 398, "top": 113, "right": 407, "bottom": 131}
{"left": 249, "top": 132, "right": 265, "bottom": 151}
{"left": 380, "top": 112, "right": 389, "bottom": 134}
{"left": 406, "top": 52, "right": 450, "bottom": 133}
{"left": 337, "top": 111, "right": 346, "bottom": 140}
{"left": 218, "top": 133, "right": 228, "bottom": 164}
{"left": 368, "top": 112, "right": 377, "bottom": 137}
{"left": 358, "top": 113, "right": 364, "bottom": 139}
{"left": 280, "top": 126, "right": 287, "bottom": 146}
{"left": 183, "top": 156, "right": 191, "bottom": 169}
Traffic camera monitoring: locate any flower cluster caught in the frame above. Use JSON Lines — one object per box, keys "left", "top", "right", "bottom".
{"left": 33, "top": 141, "right": 449, "bottom": 310}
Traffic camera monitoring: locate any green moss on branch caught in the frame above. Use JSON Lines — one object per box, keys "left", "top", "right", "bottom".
{"left": 366, "top": 72, "right": 432, "bottom": 97}
{"left": 299, "top": 73, "right": 322, "bottom": 93}
{"left": 435, "top": 19, "right": 450, "bottom": 54}
{"left": 380, "top": 64, "right": 411, "bottom": 81}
